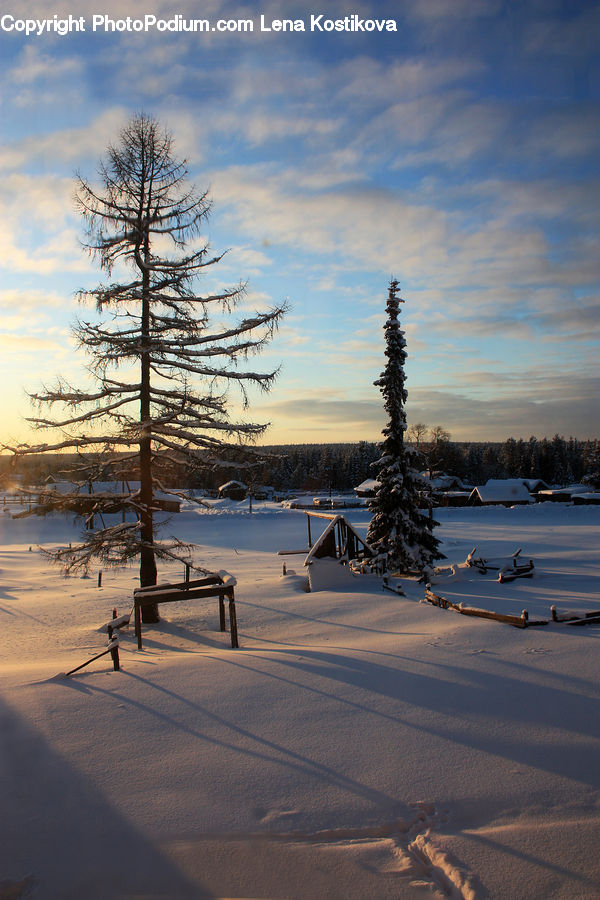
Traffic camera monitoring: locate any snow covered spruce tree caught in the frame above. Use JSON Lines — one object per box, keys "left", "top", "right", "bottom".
{"left": 366, "top": 279, "right": 442, "bottom": 575}
{"left": 15, "top": 114, "right": 286, "bottom": 613}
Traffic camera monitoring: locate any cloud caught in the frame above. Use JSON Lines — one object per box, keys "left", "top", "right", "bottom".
{"left": 524, "top": 4, "right": 600, "bottom": 57}
{"left": 0, "top": 332, "right": 69, "bottom": 354}
{"left": 0, "top": 1, "right": 597, "bottom": 446}
{"left": 0, "top": 108, "right": 128, "bottom": 170}
{"left": 336, "top": 55, "right": 483, "bottom": 105}
{"left": 8, "top": 44, "right": 83, "bottom": 85}
{"left": 0, "top": 174, "right": 90, "bottom": 274}
{"left": 0, "top": 289, "right": 62, "bottom": 308}
{"left": 523, "top": 107, "right": 600, "bottom": 161}
{"left": 408, "top": 0, "right": 502, "bottom": 21}
{"left": 406, "top": 372, "right": 600, "bottom": 440}
{"left": 255, "top": 393, "right": 385, "bottom": 441}
{"left": 211, "top": 162, "right": 599, "bottom": 297}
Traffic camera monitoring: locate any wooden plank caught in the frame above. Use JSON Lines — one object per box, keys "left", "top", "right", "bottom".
{"left": 134, "top": 585, "right": 235, "bottom": 606}
{"left": 277, "top": 549, "right": 310, "bottom": 555}
{"left": 565, "top": 615, "right": 600, "bottom": 626}
{"left": 425, "top": 590, "right": 547, "bottom": 628}
{"left": 458, "top": 606, "right": 528, "bottom": 627}
{"left": 65, "top": 638, "right": 119, "bottom": 676}
{"left": 102, "top": 613, "right": 130, "bottom": 631}
{"left": 305, "top": 511, "right": 340, "bottom": 521}
{"left": 134, "top": 575, "right": 223, "bottom": 594}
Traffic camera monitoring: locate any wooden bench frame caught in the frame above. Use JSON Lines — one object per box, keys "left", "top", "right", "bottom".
{"left": 133, "top": 573, "right": 239, "bottom": 650}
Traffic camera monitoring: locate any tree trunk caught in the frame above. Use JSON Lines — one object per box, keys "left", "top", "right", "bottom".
{"left": 139, "top": 215, "right": 159, "bottom": 622}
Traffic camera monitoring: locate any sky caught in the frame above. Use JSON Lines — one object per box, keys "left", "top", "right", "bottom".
{"left": 0, "top": 0, "right": 599, "bottom": 447}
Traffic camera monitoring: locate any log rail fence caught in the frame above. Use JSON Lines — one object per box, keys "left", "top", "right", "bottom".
{"left": 425, "top": 589, "right": 600, "bottom": 629}
{"left": 133, "top": 572, "right": 239, "bottom": 650}
{"left": 424, "top": 588, "right": 547, "bottom": 628}
{"left": 65, "top": 608, "right": 126, "bottom": 676}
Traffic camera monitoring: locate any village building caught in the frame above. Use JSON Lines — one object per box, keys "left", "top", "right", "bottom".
{"left": 217, "top": 480, "right": 248, "bottom": 501}
{"left": 469, "top": 479, "right": 533, "bottom": 506}
{"left": 354, "top": 478, "right": 379, "bottom": 497}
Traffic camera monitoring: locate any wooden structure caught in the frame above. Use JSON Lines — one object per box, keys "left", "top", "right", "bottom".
{"left": 218, "top": 480, "right": 247, "bottom": 500}
{"left": 551, "top": 606, "right": 600, "bottom": 626}
{"left": 279, "top": 512, "right": 375, "bottom": 565}
{"left": 65, "top": 609, "right": 126, "bottom": 676}
{"left": 278, "top": 512, "right": 376, "bottom": 591}
{"left": 465, "top": 547, "right": 535, "bottom": 582}
{"left": 424, "top": 588, "right": 547, "bottom": 629}
{"left": 133, "top": 572, "right": 239, "bottom": 649}
{"left": 304, "top": 513, "right": 374, "bottom": 565}
{"left": 354, "top": 478, "right": 379, "bottom": 498}
{"left": 468, "top": 479, "right": 533, "bottom": 506}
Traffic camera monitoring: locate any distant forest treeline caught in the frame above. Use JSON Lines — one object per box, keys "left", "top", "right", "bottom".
{"left": 3, "top": 434, "right": 600, "bottom": 492}
{"left": 231, "top": 435, "right": 600, "bottom": 491}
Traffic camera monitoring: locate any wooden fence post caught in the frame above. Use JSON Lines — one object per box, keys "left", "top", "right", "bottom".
{"left": 107, "top": 624, "right": 120, "bottom": 671}
{"left": 135, "top": 602, "right": 142, "bottom": 649}
{"left": 219, "top": 593, "right": 226, "bottom": 631}
{"left": 229, "top": 594, "right": 239, "bottom": 649}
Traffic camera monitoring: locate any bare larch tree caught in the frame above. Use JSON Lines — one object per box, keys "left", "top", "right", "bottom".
{"left": 12, "top": 114, "right": 286, "bottom": 615}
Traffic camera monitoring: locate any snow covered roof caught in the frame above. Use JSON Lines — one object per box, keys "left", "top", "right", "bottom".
{"left": 218, "top": 480, "right": 247, "bottom": 491}
{"left": 354, "top": 478, "right": 379, "bottom": 495}
{"left": 538, "top": 484, "right": 590, "bottom": 499}
{"left": 573, "top": 492, "right": 600, "bottom": 504}
{"left": 421, "top": 473, "right": 466, "bottom": 491}
{"left": 46, "top": 480, "right": 142, "bottom": 494}
{"left": 470, "top": 479, "right": 533, "bottom": 504}
{"left": 522, "top": 478, "right": 549, "bottom": 492}
{"left": 39, "top": 481, "right": 180, "bottom": 506}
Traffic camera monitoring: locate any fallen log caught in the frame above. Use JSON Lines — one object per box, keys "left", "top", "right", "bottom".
{"left": 550, "top": 605, "right": 600, "bottom": 623}
{"left": 565, "top": 615, "right": 600, "bottom": 626}
{"left": 424, "top": 589, "right": 547, "bottom": 628}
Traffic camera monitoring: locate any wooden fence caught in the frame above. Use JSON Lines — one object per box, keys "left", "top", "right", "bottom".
{"left": 424, "top": 588, "right": 547, "bottom": 628}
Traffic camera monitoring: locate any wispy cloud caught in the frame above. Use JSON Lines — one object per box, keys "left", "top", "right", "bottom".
{"left": 0, "top": 0, "right": 597, "bottom": 442}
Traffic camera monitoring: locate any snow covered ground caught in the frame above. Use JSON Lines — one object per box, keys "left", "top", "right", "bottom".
{"left": 1, "top": 501, "right": 599, "bottom": 899}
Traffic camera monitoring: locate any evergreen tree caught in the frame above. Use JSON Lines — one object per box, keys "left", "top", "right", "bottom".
{"left": 11, "top": 114, "right": 286, "bottom": 613}
{"left": 366, "top": 279, "right": 442, "bottom": 574}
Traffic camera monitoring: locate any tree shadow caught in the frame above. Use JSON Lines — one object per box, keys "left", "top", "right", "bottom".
{"left": 241, "top": 597, "right": 426, "bottom": 637}
{"left": 130, "top": 616, "right": 233, "bottom": 652}
{"left": 0, "top": 696, "right": 207, "bottom": 898}
{"left": 460, "top": 824, "right": 600, "bottom": 894}
{"left": 215, "top": 645, "right": 600, "bottom": 790}
{"left": 59, "top": 670, "right": 396, "bottom": 812}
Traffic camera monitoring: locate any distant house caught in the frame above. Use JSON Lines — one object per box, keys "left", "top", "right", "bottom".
{"left": 38, "top": 479, "right": 180, "bottom": 512}
{"left": 434, "top": 490, "right": 472, "bottom": 507}
{"left": 469, "top": 479, "right": 533, "bottom": 506}
{"left": 251, "top": 485, "right": 275, "bottom": 500}
{"left": 421, "top": 473, "right": 466, "bottom": 492}
{"left": 573, "top": 492, "right": 600, "bottom": 505}
{"left": 218, "top": 480, "right": 247, "bottom": 500}
{"left": 522, "top": 478, "right": 550, "bottom": 494}
{"left": 354, "top": 479, "right": 379, "bottom": 497}
{"left": 537, "top": 484, "right": 590, "bottom": 503}
{"left": 417, "top": 472, "right": 471, "bottom": 507}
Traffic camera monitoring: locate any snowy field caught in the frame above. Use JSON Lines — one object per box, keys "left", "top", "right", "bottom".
{"left": 1, "top": 501, "right": 600, "bottom": 899}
